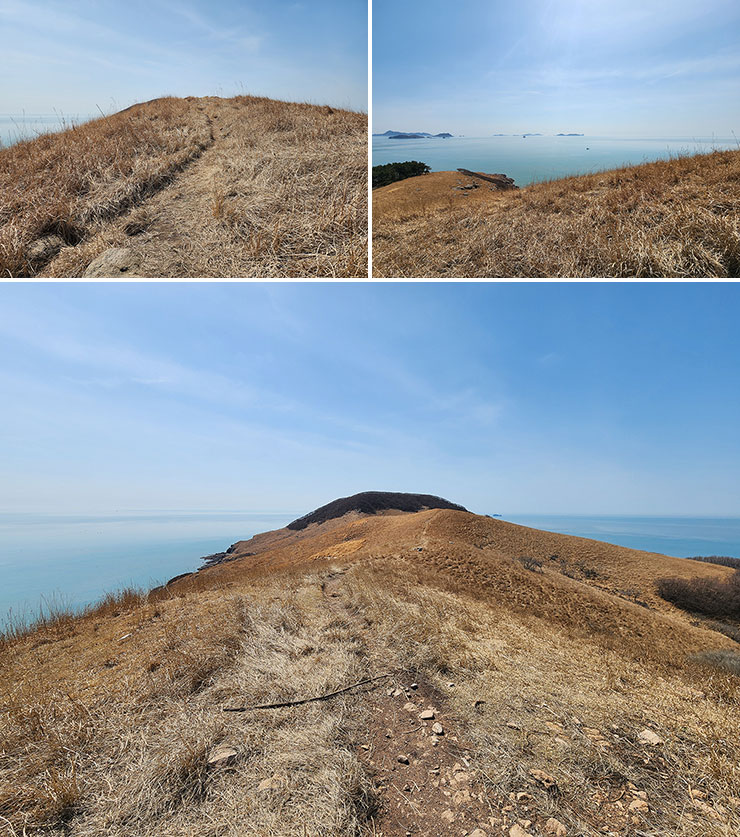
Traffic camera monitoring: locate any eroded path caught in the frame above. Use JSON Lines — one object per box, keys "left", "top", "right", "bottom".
{"left": 323, "top": 569, "right": 495, "bottom": 837}
{"left": 43, "top": 97, "right": 367, "bottom": 278}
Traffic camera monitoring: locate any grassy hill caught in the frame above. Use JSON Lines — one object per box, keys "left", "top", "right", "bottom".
{"left": 0, "top": 95, "right": 367, "bottom": 278}
{"left": 373, "top": 150, "right": 740, "bottom": 277}
{"left": 2, "top": 498, "right": 739, "bottom": 835}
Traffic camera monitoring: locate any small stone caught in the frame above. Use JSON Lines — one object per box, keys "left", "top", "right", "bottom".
{"left": 516, "top": 792, "right": 532, "bottom": 801}
{"left": 441, "top": 809, "right": 455, "bottom": 823}
{"left": 529, "top": 769, "right": 558, "bottom": 792}
{"left": 447, "top": 682, "right": 455, "bottom": 688}
{"left": 509, "top": 825, "right": 532, "bottom": 837}
{"left": 257, "top": 775, "right": 285, "bottom": 792}
{"left": 404, "top": 702, "right": 417, "bottom": 712}
{"left": 83, "top": 247, "right": 142, "bottom": 278}
{"left": 506, "top": 721, "right": 521, "bottom": 729}
{"left": 432, "top": 722, "right": 444, "bottom": 735}
{"left": 397, "top": 755, "right": 409, "bottom": 764}
{"left": 638, "top": 728, "right": 664, "bottom": 746}
{"left": 393, "top": 688, "right": 403, "bottom": 697}
{"left": 419, "top": 709, "right": 435, "bottom": 720}
{"left": 544, "top": 818, "right": 567, "bottom": 836}
{"left": 386, "top": 688, "right": 394, "bottom": 696}
{"left": 628, "top": 798, "right": 649, "bottom": 812}
{"left": 403, "top": 783, "right": 411, "bottom": 792}
{"left": 410, "top": 682, "right": 418, "bottom": 690}
{"left": 26, "top": 235, "right": 64, "bottom": 266}
{"left": 360, "top": 744, "right": 370, "bottom": 750}
{"left": 207, "top": 745, "right": 237, "bottom": 766}
{"left": 469, "top": 830, "right": 487, "bottom": 837}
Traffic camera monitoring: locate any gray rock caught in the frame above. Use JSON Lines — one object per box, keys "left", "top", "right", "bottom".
{"left": 83, "top": 248, "right": 142, "bottom": 278}
{"left": 27, "top": 235, "right": 64, "bottom": 266}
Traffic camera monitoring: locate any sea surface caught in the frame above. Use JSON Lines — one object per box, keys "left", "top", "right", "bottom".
{"left": 372, "top": 135, "right": 739, "bottom": 186}
{"left": 506, "top": 514, "right": 740, "bottom": 559}
{"left": 0, "top": 511, "right": 297, "bottom": 627}
{"left": 2, "top": 512, "right": 738, "bottom": 628}
{"left": 0, "top": 113, "right": 96, "bottom": 147}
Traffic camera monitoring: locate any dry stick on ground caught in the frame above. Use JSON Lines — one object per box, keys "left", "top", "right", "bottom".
{"left": 222, "top": 673, "right": 392, "bottom": 712}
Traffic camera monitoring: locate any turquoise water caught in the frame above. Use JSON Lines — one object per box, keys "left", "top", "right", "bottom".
{"left": 372, "top": 135, "right": 739, "bottom": 186}
{"left": 0, "top": 511, "right": 296, "bottom": 626}
{"left": 2, "top": 512, "right": 738, "bottom": 627}
{"left": 0, "top": 114, "right": 95, "bottom": 147}
{"left": 506, "top": 515, "right": 740, "bottom": 559}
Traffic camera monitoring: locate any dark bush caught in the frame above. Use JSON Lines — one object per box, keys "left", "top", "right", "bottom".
{"left": 685, "top": 555, "right": 740, "bottom": 570}
{"left": 657, "top": 569, "right": 740, "bottom": 619}
{"left": 372, "top": 161, "right": 430, "bottom": 189}
{"left": 516, "top": 555, "right": 544, "bottom": 573}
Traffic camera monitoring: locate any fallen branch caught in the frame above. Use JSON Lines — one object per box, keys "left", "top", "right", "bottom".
{"left": 223, "top": 673, "right": 391, "bottom": 712}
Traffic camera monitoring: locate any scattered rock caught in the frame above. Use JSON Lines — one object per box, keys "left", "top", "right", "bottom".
{"left": 404, "top": 702, "right": 417, "bottom": 712}
{"left": 506, "top": 721, "right": 521, "bottom": 729}
{"left": 392, "top": 688, "right": 403, "bottom": 697}
{"left": 410, "top": 682, "right": 418, "bottom": 690}
{"left": 692, "top": 798, "right": 722, "bottom": 820}
{"left": 83, "top": 247, "right": 142, "bottom": 277}
{"left": 529, "top": 769, "right": 559, "bottom": 793}
{"left": 432, "top": 722, "right": 444, "bottom": 735}
{"left": 469, "top": 830, "right": 487, "bottom": 837}
{"left": 509, "top": 825, "right": 532, "bottom": 837}
{"left": 544, "top": 818, "right": 567, "bottom": 836}
{"left": 419, "top": 709, "right": 435, "bottom": 720}
{"left": 207, "top": 745, "right": 237, "bottom": 766}
{"left": 516, "top": 792, "right": 532, "bottom": 801}
{"left": 638, "top": 728, "right": 664, "bottom": 746}
{"left": 628, "top": 798, "right": 649, "bottom": 812}
{"left": 26, "top": 235, "right": 64, "bottom": 266}
{"left": 397, "top": 755, "right": 409, "bottom": 764}
{"left": 441, "top": 809, "right": 455, "bottom": 822}
{"left": 257, "top": 775, "right": 286, "bottom": 792}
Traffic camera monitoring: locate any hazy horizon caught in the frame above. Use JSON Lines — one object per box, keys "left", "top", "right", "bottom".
{"left": 373, "top": 0, "right": 740, "bottom": 138}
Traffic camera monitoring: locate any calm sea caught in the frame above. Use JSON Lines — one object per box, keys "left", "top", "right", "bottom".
{"left": 506, "top": 515, "right": 740, "bottom": 559}
{"left": 372, "top": 135, "right": 739, "bottom": 186}
{"left": 0, "top": 114, "right": 95, "bottom": 147}
{"left": 2, "top": 512, "right": 738, "bottom": 627}
{"left": 0, "top": 511, "right": 296, "bottom": 626}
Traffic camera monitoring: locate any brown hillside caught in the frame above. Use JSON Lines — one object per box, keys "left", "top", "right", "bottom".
{"left": 2, "top": 507, "right": 739, "bottom": 836}
{"left": 1, "top": 95, "right": 367, "bottom": 278}
{"left": 373, "top": 149, "right": 740, "bottom": 277}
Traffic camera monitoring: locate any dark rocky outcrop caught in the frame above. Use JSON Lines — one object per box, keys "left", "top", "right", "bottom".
{"left": 287, "top": 491, "right": 468, "bottom": 531}
{"left": 456, "top": 169, "right": 517, "bottom": 189}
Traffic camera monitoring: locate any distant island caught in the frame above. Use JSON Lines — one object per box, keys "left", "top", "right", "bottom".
{"left": 373, "top": 130, "right": 453, "bottom": 139}
{"left": 557, "top": 132, "right": 585, "bottom": 136}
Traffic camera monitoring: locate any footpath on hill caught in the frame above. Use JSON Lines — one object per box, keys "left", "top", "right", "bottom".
{"left": 41, "top": 97, "right": 367, "bottom": 278}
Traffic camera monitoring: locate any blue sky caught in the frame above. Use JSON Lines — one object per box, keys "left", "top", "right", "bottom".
{"left": 374, "top": 0, "right": 740, "bottom": 136}
{"left": 0, "top": 0, "right": 367, "bottom": 114}
{"left": 1, "top": 282, "right": 739, "bottom": 516}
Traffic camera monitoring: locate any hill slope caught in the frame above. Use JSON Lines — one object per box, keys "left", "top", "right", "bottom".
{"left": 2, "top": 503, "right": 739, "bottom": 836}
{"left": 1, "top": 95, "right": 367, "bottom": 278}
{"left": 373, "top": 150, "right": 740, "bottom": 277}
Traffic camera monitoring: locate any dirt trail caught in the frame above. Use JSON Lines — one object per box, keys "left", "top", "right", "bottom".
{"left": 322, "top": 569, "right": 496, "bottom": 836}
{"left": 41, "top": 96, "right": 367, "bottom": 278}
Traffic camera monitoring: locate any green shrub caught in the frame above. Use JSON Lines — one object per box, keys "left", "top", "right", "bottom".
{"left": 372, "top": 161, "right": 430, "bottom": 189}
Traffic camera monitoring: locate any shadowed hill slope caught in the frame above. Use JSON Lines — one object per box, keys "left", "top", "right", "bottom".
{"left": 2, "top": 504, "right": 739, "bottom": 836}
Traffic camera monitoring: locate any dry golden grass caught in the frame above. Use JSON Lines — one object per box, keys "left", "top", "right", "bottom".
{"left": 0, "top": 98, "right": 212, "bottom": 277}
{"left": 0, "top": 571, "right": 378, "bottom": 836}
{"left": 373, "top": 150, "right": 740, "bottom": 277}
{"left": 2, "top": 508, "right": 739, "bottom": 836}
{"left": 1, "top": 95, "right": 367, "bottom": 278}
{"left": 345, "top": 558, "right": 740, "bottom": 836}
